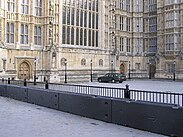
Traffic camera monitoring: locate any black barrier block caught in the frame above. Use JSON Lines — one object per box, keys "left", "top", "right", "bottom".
{"left": 112, "top": 99, "right": 183, "bottom": 137}
{"left": 0, "top": 84, "right": 7, "bottom": 97}
{"left": 59, "top": 92, "right": 112, "bottom": 122}
{"left": 6, "top": 85, "right": 28, "bottom": 102}
{"left": 28, "top": 88, "right": 59, "bottom": 110}
{"left": 149, "top": 105, "right": 183, "bottom": 137}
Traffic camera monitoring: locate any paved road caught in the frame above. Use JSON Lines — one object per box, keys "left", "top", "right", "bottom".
{"left": 0, "top": 97, "right": 166, "bottom": 137}
{"left": 82, "top": 79, "right": 183, "bottom": 93}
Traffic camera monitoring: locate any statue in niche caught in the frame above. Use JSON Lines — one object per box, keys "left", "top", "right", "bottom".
{"left": 52, "top": 52, "right": 56, "bottom": 68}
{"left": 49, "top": 0, "right": 54, "bottom": 15}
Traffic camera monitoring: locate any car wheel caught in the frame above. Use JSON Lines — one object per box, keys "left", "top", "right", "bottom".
{"left": 111, "top": 79, "right": 116, "bottom": 83}
{"left": 98, "top": 78, "right": 102, "bottom": 82}
{"left": 119, "top": 81, "right": 123, "bottom": 83}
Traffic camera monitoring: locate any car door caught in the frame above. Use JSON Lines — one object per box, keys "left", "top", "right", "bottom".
{"left": 107, "top": 73, "right": 113, "bottom": 82}
{"left": 103, "top": 73, "right": 110, "bottom": 82}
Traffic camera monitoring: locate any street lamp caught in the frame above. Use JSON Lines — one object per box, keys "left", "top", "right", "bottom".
{"left": 90, "top": 60, "right": 93, "bottom": 82}
{"left": 111, "top": 61, "right": 113, "bottom": 73}
{"left": 173, "top": 61, "right": 176, "bottom": 81}
{"left": 64, "top": 59, "right": 67, "bottom": 83}
{"left": 34, "top": 58, "right": 37, "bottom": 85}
{"left": 129, "top": 62, "right": 131, "bottom": 79}
{"left": 149, "top": 62, "right": 151, "bottom": 79}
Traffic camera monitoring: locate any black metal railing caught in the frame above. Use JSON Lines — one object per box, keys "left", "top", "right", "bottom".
{"left": 130, "top": 89, "right": 183, "bottom": 106}
{"left": 0, "top": 78, "right": 182, "bottom": 106}
{"left": 48, "top": 82, "right": 126, "bottom": 98}
{"left": 0, "top": 78, "right": 45, "bottom": 89}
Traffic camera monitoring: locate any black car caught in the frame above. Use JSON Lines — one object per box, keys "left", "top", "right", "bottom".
{"left": 98, "top": 73, "right": 126, "bottom": 83}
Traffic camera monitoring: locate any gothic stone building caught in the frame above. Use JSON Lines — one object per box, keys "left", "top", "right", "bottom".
{"left": 0, "top": 0, "right": 183, "bottom": 83}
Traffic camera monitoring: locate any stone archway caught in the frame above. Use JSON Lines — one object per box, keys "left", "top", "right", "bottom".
{"left": 18, "top": 62, "right": 31, "bottom": 80}
{"left": 120, "top": 64, "right": 125, "bottom": 74}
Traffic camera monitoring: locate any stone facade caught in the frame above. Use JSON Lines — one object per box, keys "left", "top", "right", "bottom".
{"left": 0, "top": 0, "right": 183, "bottom": 83}
{"left": 0, "top": 0, "right": 59, "bottom": 82}
{"left": 155, "top": 0, "right": 183, "bottom": 79}
{"left": 113, "top": 0, "right": 146, "bottom": 78}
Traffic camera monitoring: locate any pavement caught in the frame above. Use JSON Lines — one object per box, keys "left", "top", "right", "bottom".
{"left": 0, "top": 96, "right": 166, "bottom": 137}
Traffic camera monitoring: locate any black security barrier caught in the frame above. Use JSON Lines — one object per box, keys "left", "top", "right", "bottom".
{"left": 6, "top": 85, "right": 28, "bottom": 102}
{"left": 0, "top": 84, "right": 7, "bottom": 97}
{"left": 112, "top": 99, "right": 183, "bottom": 137}
{"left": 59, "top": 92, "right": 112, "bottom": 122}
{"left": 0, "top": 84, "right": 183, "bottom": 137}
{"left": 27, "top": 88, "right": 59, "bottom": 110}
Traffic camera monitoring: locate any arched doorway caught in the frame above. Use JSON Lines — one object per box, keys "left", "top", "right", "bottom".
{"left": 120, "top": 64, "right": 125, "bottom": 74}
{"left": 18, "top": 62, "right": 30, "bottom": 80}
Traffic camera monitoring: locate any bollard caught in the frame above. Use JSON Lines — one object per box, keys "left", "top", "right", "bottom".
{"left": 34, "top": 78, "right": 36, "bottom": 85}
{"left": 125, "top": 84, "right": 130, "bottom": 99}
{"left": 8, "top": 78, "right": 10, "bottom": 84}
{"left": 2, "top": 78, "right": 4, "bottom": 83}
{"left": 24, "top": 79, "right": 27, "bottom": 87}
{"left": 45, "top": 80, "right": 49, "bottom": 89}
{"left": 44, "top": 76, "right": 46, "bottom": 82}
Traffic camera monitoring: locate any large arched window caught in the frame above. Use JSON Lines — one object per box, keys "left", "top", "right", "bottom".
{"left": 71, "top": 27, "right": 74, "bottom": 45}
{"left": 62, "top": 0, "right": 99, "bottom": 47}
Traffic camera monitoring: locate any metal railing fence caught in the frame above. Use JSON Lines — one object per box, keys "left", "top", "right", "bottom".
{"left": 0, "top": 78, "right": 182, "bottom": 106}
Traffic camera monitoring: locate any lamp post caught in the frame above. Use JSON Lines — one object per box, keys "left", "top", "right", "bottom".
{"left": 111, "top": 61, "right": 113, "bottom": 73}
{"left": 34, "top": 58, "right": 37, "bottom": 85}
{"left": 129, "top": 62, "right": 131, "bottom": 79}
{"left": 90, "top": 60, "right": 93, "bottom": 82}
{"left": 173, "top": 61, "right": 176, "bottom": 81}
{"left": 149, "top": 62, "right": 151, "bottom": 79}
{"left": 64, "top": 59, "right": 67, "bottom": 83}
